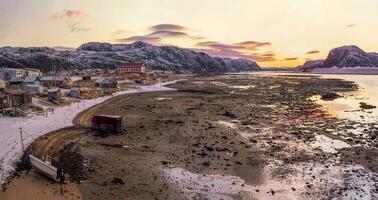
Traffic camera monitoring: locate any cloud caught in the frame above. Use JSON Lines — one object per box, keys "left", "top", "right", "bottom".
{"left": 306, "top": 50, "right": 320, "bottom": 54}
{"left": 149, "top": 24, "right": 187, "bottom": 32}
{"left": 51, "top": 10, "right": 90, "bottom": 32}
{"left": 196, "top": 41, "right": 271, "bottom": 52}
{"left": 51, "top": 10, "right": 88, "bottom": 20}
{"left": 116, "top": 36, "right": 161, "bottom": 44}
{"left": 117, "top": 24, "right": 205, "bottom": 44}
{"left": 67, "top": 22, "right": 91, "bottom": 32}
{"left": 346, "top": 24, "right": 357, "bottom": 28}
{"left": 111, "top": 29, "right": 129, "bottom": 36}
{"left": 115, "top": 24, "right": 274, "bottom": 62}
{"left": 284, "top": 57, "right": 298, "bottom": 61}
{"left": 147, "top": 30, "right": 189, "bottom": 38}
{"left": 194, "top": 41, "right": 275, "bottom": 62}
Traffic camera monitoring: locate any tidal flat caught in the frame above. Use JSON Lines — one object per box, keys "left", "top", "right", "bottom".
{"left": 1, "top": 74, "right": 377, "bottom": 200}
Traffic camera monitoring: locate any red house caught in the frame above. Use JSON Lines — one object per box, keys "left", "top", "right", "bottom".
{"left": 117, "top": 63, "right": 146, "bottom": 74}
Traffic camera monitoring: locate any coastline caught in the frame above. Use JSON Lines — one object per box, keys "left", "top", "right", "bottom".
{"left": 1, "top": 74, "right": 377, "bottom": 199}
{"left": 0, "top": 81, "right": 178, "bottom": 185}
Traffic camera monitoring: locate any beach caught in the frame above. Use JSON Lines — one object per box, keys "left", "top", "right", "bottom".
{"left": 1, "top": 73, "right": 377, "bottom": 199}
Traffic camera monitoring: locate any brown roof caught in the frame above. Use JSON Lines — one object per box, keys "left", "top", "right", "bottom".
{"left": 117, "top": 63, "right": 144, "bottom": 68}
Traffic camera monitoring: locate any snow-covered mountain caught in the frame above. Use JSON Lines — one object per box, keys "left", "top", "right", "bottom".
{"left": 0, "top": 42, "right": 260, "bottom": 73}
{"left": 298, "top": 45, "right": 378, "bottom": 73}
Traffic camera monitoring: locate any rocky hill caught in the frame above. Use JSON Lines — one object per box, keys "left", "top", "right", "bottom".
{"left": 298, "top": 45, "right": 378, "bottom": 72}
{"left": 0, "top": 42, "right": 260, "bottom": 74}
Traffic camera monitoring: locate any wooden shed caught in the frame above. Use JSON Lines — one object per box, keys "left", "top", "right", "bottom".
{"left": 91, "top": 115, "right": 123, "bottom": 134}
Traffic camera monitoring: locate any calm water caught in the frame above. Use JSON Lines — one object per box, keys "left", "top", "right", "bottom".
{"left": 318, "top": 74, "right": 378, "bottom": 123}
{"left": 233, "top": 71, "right": 378, "bottom": 124}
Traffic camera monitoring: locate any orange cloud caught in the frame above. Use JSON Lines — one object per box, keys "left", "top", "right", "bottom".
{"left": 284, "top": 57, "right": 298, "bottom": 61}
{"left": 194, "top": 41, "right": 275, "bottom": 62}
{"left": 306, "top": 50, "right": 320, "bottom": 54}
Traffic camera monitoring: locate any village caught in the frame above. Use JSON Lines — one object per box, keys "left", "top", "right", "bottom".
{"left": 0, "top": 63, "right": 174, "bottom": 117}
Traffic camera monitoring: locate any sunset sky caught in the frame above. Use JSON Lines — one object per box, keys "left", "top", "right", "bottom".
{"left": 0, "top": 0, "right": 378, "bottom": 67}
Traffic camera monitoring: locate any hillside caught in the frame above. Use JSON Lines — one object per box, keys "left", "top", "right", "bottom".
{"left": 298, "top": 45, "right": 378, "bottom": 73}
{"left": 0, "top": 42, "right": 260, "bottom": 74}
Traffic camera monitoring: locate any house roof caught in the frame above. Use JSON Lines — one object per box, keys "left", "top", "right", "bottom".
{"left": 24, "top": 76, "right": 40, "bottom": 83}
{"left": 117, "top": 63, "right": 144, "bottom": 68}
{"left": 9, "top": 77, "right": 24, "bottom": 83}
{"left": 41, "top": 77, "right": 65, "bottom": 81}
{"left": 48, "top": 88, "right": 60, "bottom": 92}
{"left": 95, "top": 77, "right": 116, "bottom": 84}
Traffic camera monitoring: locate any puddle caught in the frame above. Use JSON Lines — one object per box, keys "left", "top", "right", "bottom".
{"left": 311, "top": 135, "right": 351, "bottom": 153}
{"left": 228, "top": 85, "right": 255, "bottom": 90}
{"left": 217, "top": 120, "right": 238, "bottom": 130}
{"left": 155, "top": 97, "right": 172, "bottom": 101}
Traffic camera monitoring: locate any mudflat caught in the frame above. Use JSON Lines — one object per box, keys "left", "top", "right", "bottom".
{"left": 2, "top": 74, "right": 377, "bottom": 199}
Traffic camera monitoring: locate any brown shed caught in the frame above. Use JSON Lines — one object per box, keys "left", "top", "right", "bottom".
{"left": 91, "top": 115, "right": 123, "bottom": 134}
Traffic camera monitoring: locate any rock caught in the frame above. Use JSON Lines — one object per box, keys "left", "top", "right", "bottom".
{"left": 297, "top": 45, "right": 378, "bottom": 72}
{"left": 297, "top": 60, "right": 324, "bottom": 72}
{"left": 110, "top": 177, "right": 124, "bottom": 185}
{"left": 359, "top": 102, "right": 376, "bottom": 110}
{"left": 222, "top": 111, "right": 237, "bottom": 118}
{"left": 321, "top": 92, "right": 342, "bottom": 101}
{"left": 323, "top": 45, "right": 378, "bottom": 68}
{"left": 77, "top": 42, "right": 113, "bottom": 52}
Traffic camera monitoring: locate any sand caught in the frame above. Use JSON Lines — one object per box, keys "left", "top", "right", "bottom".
{"left": 0, "top": 170, "right": 82, "bottom": 200}
{"left": 1, "top": 74, "right": 377, "bottom": 199}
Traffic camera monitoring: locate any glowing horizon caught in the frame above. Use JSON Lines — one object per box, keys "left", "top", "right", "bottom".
{"left": 1, "top": 0, "right": 377, "bottom": 67}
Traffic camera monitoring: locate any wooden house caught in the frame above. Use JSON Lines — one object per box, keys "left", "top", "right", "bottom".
{"left": 47, "top": 88, "right": 61, "bottom": 101}
{"left": 41, "top": 77, "right": 72, "bottom": 88}
{"left": 9, "top": 90, "right": 32, "bottom": 107}
{"left": 95, "top": 77, "right": 117, "bottom": 88}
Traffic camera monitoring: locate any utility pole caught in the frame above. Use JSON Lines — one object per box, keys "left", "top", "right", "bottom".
{"left": 19, "top": 127, "right": 25, "bottom": 152}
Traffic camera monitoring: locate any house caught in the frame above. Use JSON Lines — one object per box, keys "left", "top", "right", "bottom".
{"left": 117, "top": 63, "right": 146, "bottom": 74}
{"left": 95, "top": 77, "right": 117, "bottom": 88}
{"left": 0, "top": 78, "right": 6, "bottom": 90}
{"left": 134, "top": 79, "right": 145, "bottom": 85}
{"left": 24, "top": 76, "right": 40, "bottom": 86}
{"left": 9, "top": 77, "right": 25, "bottom": 86}
{"left": 0, "top": 68, "right": 26, "bottom": 81}
{"left": 41, "top": 77, "right": 72, "bottom": 88}
{"left": 25, "top": 68, "right": 43, "bottom": 77}
{"left": 82, "top": 75, "right": 91, "bottom": 81}
{"left": 70, "top": 87, "right": 81, "bottom": 98}
{"left": 48, "top": 88, "right": 61, "bottom": 101}
{"left": 0, "top": 94, "right": 11, "bottom": 109}
{"left": 24, "top": 76, "right": 43, "bottom": 94}
{"left": 9, "top": 90, "right": 32, "bottom": 107}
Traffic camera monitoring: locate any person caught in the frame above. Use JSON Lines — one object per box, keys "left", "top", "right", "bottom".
{"left": 56, "top": 166, "right": 65, "bottom": 195}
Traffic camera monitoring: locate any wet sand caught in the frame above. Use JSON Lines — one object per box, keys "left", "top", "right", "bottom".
{"left": 0, "top": 171, "right": 82, "bottom": 200}
{"left": 1, "top": 74, "right": 377, "bottom": 199}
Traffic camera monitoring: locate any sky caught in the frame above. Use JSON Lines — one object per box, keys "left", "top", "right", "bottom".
{"left": 0, "top": 0, "right": 378, "bottom": 67}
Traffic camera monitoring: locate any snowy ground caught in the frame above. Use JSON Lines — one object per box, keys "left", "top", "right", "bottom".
{"left": 0, "top": 81, "right": 177, "bottom": 184}
{"left": 310, "top": 67, "right": 378, "bottom": 75}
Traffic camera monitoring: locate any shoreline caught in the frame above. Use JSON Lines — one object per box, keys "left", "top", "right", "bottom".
{"left": 0, "top": 81, "right": 178, "bottom": 185}
{"left": 1, "top": 74, "right": 377, "bottom": 199}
